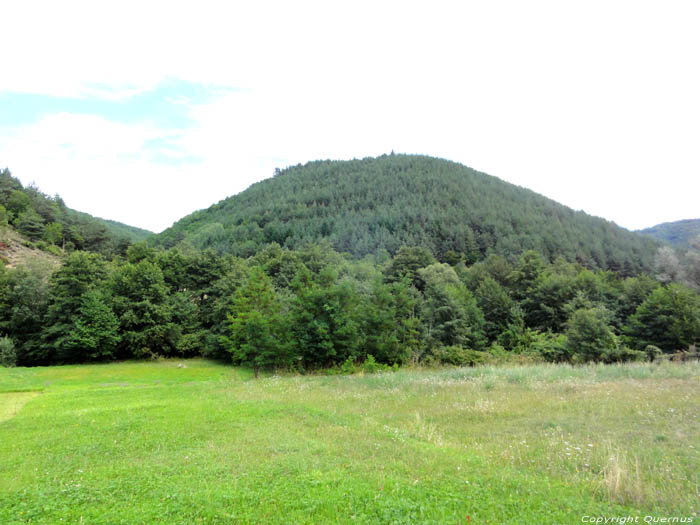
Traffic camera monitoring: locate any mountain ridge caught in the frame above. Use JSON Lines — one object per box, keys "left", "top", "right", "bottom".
{"left": 639, "top": 218, "right": 700, "bottom": 250}
{"left": 154, "top": 154, "right": 660, "bottom": 274}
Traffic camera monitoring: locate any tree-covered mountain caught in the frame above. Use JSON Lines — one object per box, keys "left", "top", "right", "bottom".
{"left": 155, "top": 154, "right": 660, "bottom": 274}
{"left": 2, "top": 157, "right": 697, "bottom": 371}
{"left": 639, "top": 219, "right": 700, "bottom": 250}
{"left": 0, "top": 167, "right": 152, "bottom": 258}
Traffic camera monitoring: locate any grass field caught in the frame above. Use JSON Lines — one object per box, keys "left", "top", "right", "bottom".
{"left": 1, "top": 360, "right": 698, "bottom": 524}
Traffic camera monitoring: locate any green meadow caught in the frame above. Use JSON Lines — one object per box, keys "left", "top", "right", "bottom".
{"left": 1, "top": 360, "right": 698, "bottom": 524}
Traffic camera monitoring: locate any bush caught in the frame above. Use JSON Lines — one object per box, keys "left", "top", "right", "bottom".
{"left": 487, "top": 343, "right": 544, "bottom": 365}
{"left": 492, "top": 329, "right": 566, "bottom": 363}
{"left": 329, "top": 355, "right": 393, "bottom": 375}
{"left": 339, "top": 357, "right": 356, "bottom": 374}
{"left": 645, "top": 345, "right": 663, "bottom": 362}
{"left": 0, "top": 336, "right": 17, "bottom": 367}
{"left": 175, "top": 332, "right": 204, "bottom": 357}
{"left": 429, "top": 345, "right": 490, "bottom": 366}
{"left": 601, "top": 346, "right": 647, "bottom": 363}
{"left": 46, "top": 245, "right": 62, "bottom": 256}
{"left": 360, "top": 354, "right": 392, "bottom": 373}
{"left": 528, "top": 332, "right": 570, "bottom": 363}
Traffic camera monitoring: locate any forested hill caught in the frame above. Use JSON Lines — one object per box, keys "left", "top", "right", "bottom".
{"left": 75, "top": 214, "right": 152, "bottom": 244}
{"left": 0, "top": 167, "right": 152, "bottom": 258}
{"left": 639, "top": 219, "right": 700, "bottom": 250}
{"left": 155, "top": 154, "right": 659, "bottom": 274}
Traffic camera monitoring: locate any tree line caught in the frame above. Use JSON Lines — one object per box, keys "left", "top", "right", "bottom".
{"left": 2, "top": 241, "right": 698, "bottom": 372}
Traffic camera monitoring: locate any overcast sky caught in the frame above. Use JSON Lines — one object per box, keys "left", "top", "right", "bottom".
{"left": 1, "top": 1, "right": 698, "bottom": 233}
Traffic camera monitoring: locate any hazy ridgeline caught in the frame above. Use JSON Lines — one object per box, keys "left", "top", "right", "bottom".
{"left": 640, "top": 218, "right": 700, "bottom": 250}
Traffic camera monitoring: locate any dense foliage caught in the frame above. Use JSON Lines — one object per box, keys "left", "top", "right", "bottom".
{"left": 155, "top": 154, "right": 660, "bottom": 274}
{"left": 1, "top": 157, "right": 696, "bottom": 372}
{"left": 0, "top": 167, "right": 151, "bottom": 258}
{"left": 2, "top": 241, "right": 698, "bottom": 370}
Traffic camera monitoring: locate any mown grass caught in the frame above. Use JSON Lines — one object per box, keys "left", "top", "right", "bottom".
{"left": 0, "top": 392, "right": 40, "bottom": 424}
{"left": 0, "top": 360, "right": 698, "bottom": 523}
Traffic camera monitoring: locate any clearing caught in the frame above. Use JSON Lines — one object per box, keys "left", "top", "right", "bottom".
{"left": 0, "top": 360, "right": 698, "bottom": 523}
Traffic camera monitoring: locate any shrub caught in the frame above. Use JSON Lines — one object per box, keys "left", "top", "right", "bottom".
{"left": 487, "top": 343, "right": 544, "bottom": 365}
{"left": 0, "top": 336, "right": 17, "bottom": 367}
{"left": 175, "top": 332, "right": 204, "bottom": 357}
{"left": 430, "top": 345, "right": 490, "bottom": 366}
{"left": 360, "top": 354, "right": 391, "bottom": 373}
{"left": 46, "top": 245, "right": 62, "bottom": 256}
{"left": 339, "top": 357, "right": 356, "bottom": 374}
{"left": 494, "top": 329, "right": 566, "bottom": 363}
{"left": 329, "top": 355, "right": 392, "bottom": 375}
{"left": 601, "top": 346, "right": 647, "bottom": 363}
{"left": 644, "top": 345, "right": 663, "bottom": 362}
{"left": 528, "top": 332, "right": 570, "bottom": 363}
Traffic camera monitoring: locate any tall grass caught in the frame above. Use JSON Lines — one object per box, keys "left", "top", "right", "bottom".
{"left": 350, "top": 360, "right": 700, "bottom": 389}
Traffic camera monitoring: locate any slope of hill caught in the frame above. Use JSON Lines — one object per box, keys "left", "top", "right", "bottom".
{"left": 155, "top": 154, "right": 660, "bottom": 273}
{"left": 639, "top": 219, "right": 700, "bottom": 250}
{"left": 0, "top": 167, "right": 151, "bottom": 258}
{"left": 71, "top": 212, "right": 153, "bottom": 244}
{"left": 0, "top": 228, "right": 61, "bottom": 268}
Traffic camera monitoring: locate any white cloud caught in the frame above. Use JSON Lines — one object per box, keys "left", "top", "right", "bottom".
{"left": 0, "top": 1, "right": 698, "bottom": 232}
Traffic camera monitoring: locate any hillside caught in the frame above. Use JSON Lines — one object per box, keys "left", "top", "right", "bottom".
{"left": 2, "top": 155, "right": 697, "bottom": 374}
{"left": 0, "top": 228, "right": 61, "bottom": 269}
{"left": 639, "top": 219, "right": 700, "bottom": 250}
{"left": 155, "top": 154, "right": 660, "bottom": 274}
{"left": 0, "top": 167, "right": 151, "bottom": 258}
{"left": 72, "top": 212, "right": 152, "bottom": 244}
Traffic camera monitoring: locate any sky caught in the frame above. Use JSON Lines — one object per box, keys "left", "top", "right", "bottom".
{"left": 1, "top": 1, "right": 698, "bottom": 233}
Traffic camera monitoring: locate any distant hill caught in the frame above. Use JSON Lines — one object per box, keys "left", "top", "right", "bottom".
{"left": 154, "top": 154, "right": 660, "bottom": 274}
{"left": 639, "top": 219, "right": 700, "bottom": 250}
{"left": 0, "top": 167, "right": 152, "bottom": 259}
{"left": 72, "top": 212, "right": 152, "bottom": 244}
